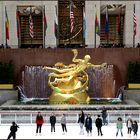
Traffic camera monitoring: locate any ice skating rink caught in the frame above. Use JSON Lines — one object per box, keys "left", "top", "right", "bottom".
{"left": 0, "top": 123, "right": 139, "bottom": 139}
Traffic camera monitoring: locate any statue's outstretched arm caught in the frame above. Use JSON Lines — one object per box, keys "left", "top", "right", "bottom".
{"left": 43, "top": 66, "right": 65, "bottom": 73}
{"left": 72, "top": 49, "right": 82, "bottom": 63}
{"left": 88, "top": 62, "right": 107, "bottom": 68}
{"left": 49, "top": 70, "right": 75, "bottom": 78}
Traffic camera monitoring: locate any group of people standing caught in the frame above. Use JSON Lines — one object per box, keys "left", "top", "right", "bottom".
{"left": 116, "top": 116, "right": 138, "bottom": 138}
{"left": 78, "top": 110, "right": 103, "bottom": 136}
{"left": 36, "top": 112, "right": 67, "bottom": 135}
{"left": 7, "top": 108, "right": 139, "bottom": 139}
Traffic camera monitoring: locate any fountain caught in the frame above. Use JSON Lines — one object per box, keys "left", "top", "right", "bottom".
{"left": 19, "top": 49, "right": 118, "bottom": 104}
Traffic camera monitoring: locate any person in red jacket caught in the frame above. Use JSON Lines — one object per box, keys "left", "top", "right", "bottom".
{"left": 36, "top": 112, "right": 44, "bottom": 136}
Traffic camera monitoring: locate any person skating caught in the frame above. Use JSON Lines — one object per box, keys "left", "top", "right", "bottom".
{"left": 7, "top": 121, "right": 19, "bottom": 140}
{"left": 132, "top": 120, "right": 138, "bottom": 138}
{"left": 78, "top": 110, "right": 85, "bottom": 135}
{"left": 116, "top": 117, "right": 123, "bottom": 137}
{"left": 50, "top": 113, "right": 56, "bottom": 133}
{"left": 95, "top": 115, "right": 103, "bottom": 136}
{"left": 85, "top": 114, "right": 92, "bottom": 136}
{"left": 126, "top": 116, "right": 133, "bottom": 137}
{"left": 61, "top": 114, "right": 67, "bottom": 134}
{"left": 36, "top": 112, "right": 44, "bottom": 136}
{"left": 101, "top": 106, "right": 108, "bottom": 125}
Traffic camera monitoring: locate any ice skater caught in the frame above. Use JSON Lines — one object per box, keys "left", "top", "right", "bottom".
{"left": 101, "top": 106, "right": 108, "bottom": 125}
{"left": 132, "top": 120, "right": 138, "bottom": 138}
{"left": 116, "top": 117, "right": 123, "bottom": 137}
{"left": 78, "top": 110, "right": 85, "bottom": 135}
{"left": 61, "top": 114, "right": 67, "bottom": 134}
{"left": 36, "top": 112, "right": 44, "bottom": 136}
{"left": 85, "top": 114, "right": 92, "bottom": 136}
{"left": 126, "top": 116, "right": 133, "bottom": 137}
{"left": 50, "top": 113, "right": 56, "bottom": 133}
{"left": 7, "top": 121, "right": 19, "bottom": 140}
{"left": 95, "top": 115, "right": 103, "bottom": 136}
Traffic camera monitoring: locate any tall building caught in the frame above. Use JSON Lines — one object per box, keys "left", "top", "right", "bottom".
{"left": 0, "top": 0, "right": 140, "bottom": 48}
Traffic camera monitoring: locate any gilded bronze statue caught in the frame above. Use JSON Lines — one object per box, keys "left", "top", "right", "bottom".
{"left": 44, "top": 49, "right": 107, "bottom": 104}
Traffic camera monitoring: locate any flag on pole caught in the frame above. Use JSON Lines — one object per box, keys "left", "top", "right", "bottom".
{"left": 70, "top": 0, "right": 74, "bottom": 33}
{"left": 54, "top": 5, "right": 59, "bottom": 39}
{"left": 133, "top": 4, "right": 136, "bottom": 36}
{"left": 29, "top": 14, "right": 34, "bottom": 38}
{"left": 95, "top": 5, "right": 100, "bottom": 36}
{"left": 16, "top": 9, "right": 21, "bottom": 38}
{"left": 104, "top": 6, "right": 109, "bottom": 41}
{"left": 117, "top": 7, "right": 121, "bottom": 35}
{"left": 44, "top": 6, "right": 47, "bottom": 36}
{"left": 83, "top": 8, "right": 86, "bottom": 38}
{"left": 5, "top": 6, "right": 10, "bottom": 40}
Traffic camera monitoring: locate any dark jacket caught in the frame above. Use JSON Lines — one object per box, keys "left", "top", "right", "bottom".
{"left": 95, "top": 117, "right": 102, "bottom": 128}
{"left": 79, "top": 112, "right": 85, "bottom": 124}
{"left": 101, "top": 109, "right": 107, "bottom": 118}
{"left": 132, "top": 123, "right": 138, "bottom": 133}
{"left": 85, "top": 117, "right": 92, "bottom": 129}
{"left": 10, "top": 125, "right": 19, "bottom": 134}
{"left": 36, "top": 115, "right": 44, "bottom": 125}
{"left": 50, "top": 115, "right": 56, "bottom": 125}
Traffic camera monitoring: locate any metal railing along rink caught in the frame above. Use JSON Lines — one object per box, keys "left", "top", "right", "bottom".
{"left": 0, "top": 110, "right": 140, "bottom": 125}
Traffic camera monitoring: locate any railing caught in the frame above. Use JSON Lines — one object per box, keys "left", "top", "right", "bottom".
{"left": 0, "top": 110, "right": 140, "bottom": 125}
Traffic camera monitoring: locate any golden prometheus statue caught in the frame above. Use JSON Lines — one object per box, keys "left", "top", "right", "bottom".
{"left": 44, "top": 49, "right": 107, "bottom": 104}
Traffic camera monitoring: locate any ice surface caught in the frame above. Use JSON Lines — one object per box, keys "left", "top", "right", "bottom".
{"left": 0, "top": 123, "right": 139, "bottom": 139}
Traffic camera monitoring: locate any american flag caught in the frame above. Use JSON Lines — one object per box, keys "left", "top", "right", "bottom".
{"left": 70, "top": 0, "right": 74, "bottom": 33}
{"left": 29, "top": 15, "right": 34, "bottom": 38}
{"left": 133, "top": 4, "right": 136, "bottom": 36}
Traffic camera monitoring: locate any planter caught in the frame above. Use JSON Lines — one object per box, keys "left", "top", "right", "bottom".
{"left": 0, "top": 84, "right": 14, "bottom": 89}
{"left": 128, "top": 83, "right": 140, "bottom": 89}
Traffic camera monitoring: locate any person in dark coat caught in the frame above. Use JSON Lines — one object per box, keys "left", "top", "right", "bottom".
{"left": 78, "top": 110, "right": 85, "bottom": 135}
{"left": 85, "top": 114, "right": 92, "bottom": 136}
{"left": 95, "top": 115, "right": 103, "bottom": 136}
{"left": 101, "top": 106, "right": 108, "bottom": 125}
{"left": 7, "top": 121, "right": 19, "bottom": 140}
{"left": 132, "top": 120, "right": 138, "bottom": 138}
{"left": 50, "top": 113, "right": 56, "bottom": 133}
{"left": 36, "top": 112, "right": 44, "bottom": 136}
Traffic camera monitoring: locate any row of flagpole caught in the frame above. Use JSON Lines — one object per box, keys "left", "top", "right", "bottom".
{"left": 5, "top": 6, "right": 47, "bottom": 48}
{"left": 4, "top": 3, "right": 137, "bottom": 48}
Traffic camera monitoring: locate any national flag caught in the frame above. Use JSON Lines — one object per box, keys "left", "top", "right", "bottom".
{"left": 133, "top": 4, "right": 136, "bottom": 36}
{"left": 70, "top": 0, "right": 74, "bottom": 33}
{"left": 117, "top": 7, "right": 121, "bottom": 35}
{"left": 44, "top": 6, "right": 47, "bottom": 36}
{"left": 54, "top": 5, "right": 59, "bottom": 39}
{"left": 16, "top": 9, "right": 21, "bottom": 38}
{"left": 95, "top": 5, "right": 100, "bottom": 36}
{"left": 83, "top": 8, "right": 86, "bottom": 38}
{"left": 5, "top": 7, "right": 10, "bottom": 40}
{"left": 29, "top": 14, "right": 34, "bottom": 38}
{"left": 104, "top": 6, "right": 109, "bottom": 40}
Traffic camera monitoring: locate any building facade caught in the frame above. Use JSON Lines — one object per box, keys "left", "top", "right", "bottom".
{"left": 0, "top": 0, "right": 140, "bottom": 48}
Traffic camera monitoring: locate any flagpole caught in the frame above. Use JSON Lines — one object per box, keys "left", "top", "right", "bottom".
{"left": 30, "top": 6, "right": 32, "bottom": 48}
{"left": 5, "top": 6, "right": 7, "bottom": 46}
{"left": 42, "top": 5, "right": 46, "bottom": 48}
{"left": 94, "top": 5, "right": 96, "bottom": 48}
{"left": 133, "top": 4, "right": 135, "bottom": 48}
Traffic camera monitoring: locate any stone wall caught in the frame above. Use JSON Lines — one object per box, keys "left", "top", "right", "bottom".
{"left": 0, "top": 48, "right": 140, "bottom": 92}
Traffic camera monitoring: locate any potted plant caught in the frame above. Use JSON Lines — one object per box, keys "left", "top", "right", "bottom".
{"left": 0, "top": 60, "right": 14, "bottom": 89}
{"left": 127, "top": 61, "right": 140, "bottom": 88}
